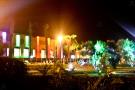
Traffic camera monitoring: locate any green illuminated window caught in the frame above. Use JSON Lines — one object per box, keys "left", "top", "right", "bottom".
{"left": 23, "top": 49, "right": 29, "bottom": 58}
{"left": 25, "top": 36, "right": 30, "bottom": 48}
{"left": 16, "top": 35, "right": 20, "bottom": 47}
{"left": 14, "top": 48, "right": 21, "bottom": 58}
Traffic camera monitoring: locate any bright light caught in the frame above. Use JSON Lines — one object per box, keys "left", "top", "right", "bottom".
{"left": 111, "top": 71, "right": 116, "bottom": 74}
{"left": 69, "top": 63, "right": 73, "bottom": 69}
{"left": 57, "top": 34, "right": 63, "bottom": 59}
{"left": 66, "top": 63, "right": 74, "bottom": 71}
{"left": 71, "top": 55, "right": 75, "bottom": 59}
{"left": 24, "top": 60, "right": 30, "bottom": 65}
{"left": 58, "top": 35, "right": 63, "bottom": 42}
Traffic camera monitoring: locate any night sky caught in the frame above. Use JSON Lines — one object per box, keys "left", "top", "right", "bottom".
{"left": 1, "top": 0, "right": 135, "bottom": 41}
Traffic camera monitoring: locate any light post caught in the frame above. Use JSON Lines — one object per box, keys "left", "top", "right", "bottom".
{"left": 57, "top": 35, "right": 63, "bottom": 59}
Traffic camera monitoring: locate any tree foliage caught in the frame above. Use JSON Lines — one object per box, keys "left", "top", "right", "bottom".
{"left": 79, "top": 40, "right": 94, "bottom": 57}
{"left": 63, "top": 34, "right": 79, "bottom": 58}
{"left": 116, "top": 38, "right": 135, "bottom": 66}
{"left": 90, "top": 40, "right": 107, "bottom": 70}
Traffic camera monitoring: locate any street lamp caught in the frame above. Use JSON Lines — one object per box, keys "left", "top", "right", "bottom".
{"left": 57, "top": 35, "right": 63, "bottom": 59}
{"left": 58, "top": 35, "right": 63, "bottom": 43}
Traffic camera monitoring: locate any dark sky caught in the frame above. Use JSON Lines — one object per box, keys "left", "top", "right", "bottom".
{"left": 1, "top": 0, "right": 135, "bottom": 41}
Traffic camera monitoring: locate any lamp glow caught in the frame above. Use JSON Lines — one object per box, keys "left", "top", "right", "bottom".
{"left": 58, "top": 35, "right": 63, "bottom": 43}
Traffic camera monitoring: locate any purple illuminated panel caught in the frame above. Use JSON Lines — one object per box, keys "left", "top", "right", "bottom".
{"left": 2, "top": 32, "right": 7, "bottom": 43}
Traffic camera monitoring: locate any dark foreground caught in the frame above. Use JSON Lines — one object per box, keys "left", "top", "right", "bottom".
{"left": 0, "top": 57, "right": 135, "bottom": 90}
{"left": 1, "top": 75, "right": 135, "bottom": 90}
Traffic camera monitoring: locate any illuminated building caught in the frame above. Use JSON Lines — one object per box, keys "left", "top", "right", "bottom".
{"left": 13, "top": 33, "right": 30, "bottom": 58}
{"left": 0, "top": 31, "right": 56, "bottom": 60}
{"left": 31, "top": 36, "right": 55, "bottom": 59}
{"left": 50, "top": 39, "right": 55, "bottom": 58}
{"left": 31, "top": 36, "right": 46, "bottom": 59}
{"left": 0, "top": 20, "right": 56, "bottom": 59}
{"left": 0, "top": 31, "right": 8, "bottom": 56}
{"left": 31, "top": 36, "right": 56, "bottom": 59}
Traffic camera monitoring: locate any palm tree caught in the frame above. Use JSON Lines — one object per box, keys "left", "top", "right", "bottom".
{"left": 116, "top": 38, "right": 135, "bottom": 66}
{"left": 78, "top": 40, "right": 94, "bottom": 59}
{"left": 91, "top": 40, "right": 107, "bottom": 70}
{"left": 63, "top": 34, "right": 79, "bottom": 59}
